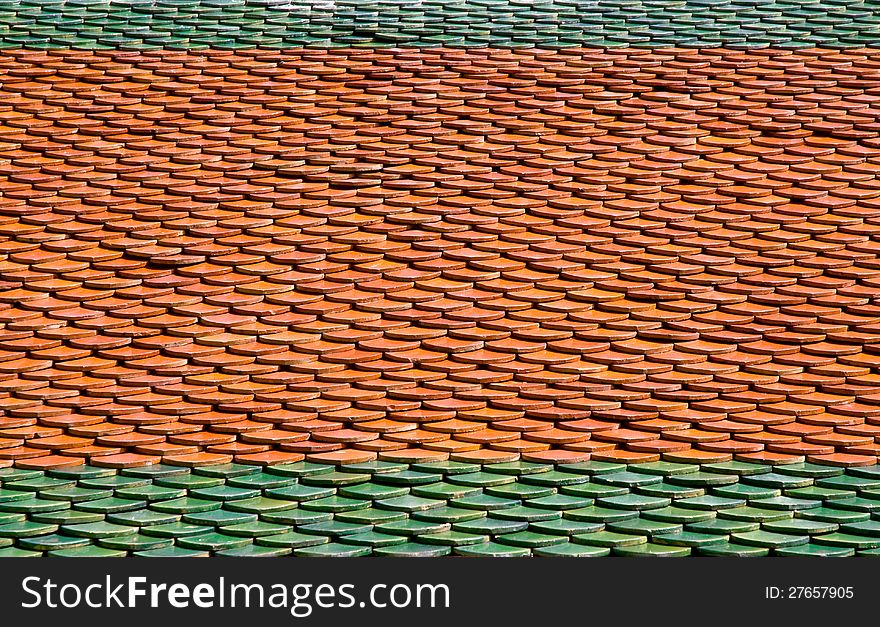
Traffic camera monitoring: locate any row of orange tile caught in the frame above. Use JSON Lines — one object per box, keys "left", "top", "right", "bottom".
{"left": 1, "top": 48, "right": 880, "bottom": 470}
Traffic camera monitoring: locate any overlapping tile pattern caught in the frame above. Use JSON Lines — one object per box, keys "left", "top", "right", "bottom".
{"left": 2, "top": 0, "right": 880, "bottom": 49}
{"left": 4, "top": 47, "right": 880, "bottom": 474}
{"left": 4, "top": 459, "right": 880, "bottom": 557}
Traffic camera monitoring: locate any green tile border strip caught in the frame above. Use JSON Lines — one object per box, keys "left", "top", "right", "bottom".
{"left": 0, "top": 0, "right": 879, "bottom": 49}
{"left": 3, "top": 460, "right": 880, "bottom": 556}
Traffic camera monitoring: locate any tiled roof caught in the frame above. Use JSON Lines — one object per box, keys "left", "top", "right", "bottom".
{"left": 3, "top": 48, "right": 880, "bottom": 476}
{"left": 0, "top": 0, "right": 880, "bottom": 48}
{"left": 4, "top": 4, "right": 880, "bottom": 558}
{"left": 3, "top": 459, "right": 880, "bottom": 557}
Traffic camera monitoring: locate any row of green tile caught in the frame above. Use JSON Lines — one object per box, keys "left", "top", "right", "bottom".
{"left": 3, "top": 459, "right": 880, "bottom": 556}
{"left": 1, "top": 0, "right": 880, "bottom": 48}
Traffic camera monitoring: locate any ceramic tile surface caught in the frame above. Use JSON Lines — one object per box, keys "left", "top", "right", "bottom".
{"left": 3, "top": 1, "right": 880, "bottom": 556}
{"left": 3, "top": 459, "right": 880, "bottom": 556}
{"left": 1, "top": 0, "right": 880, "bottom": 48}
